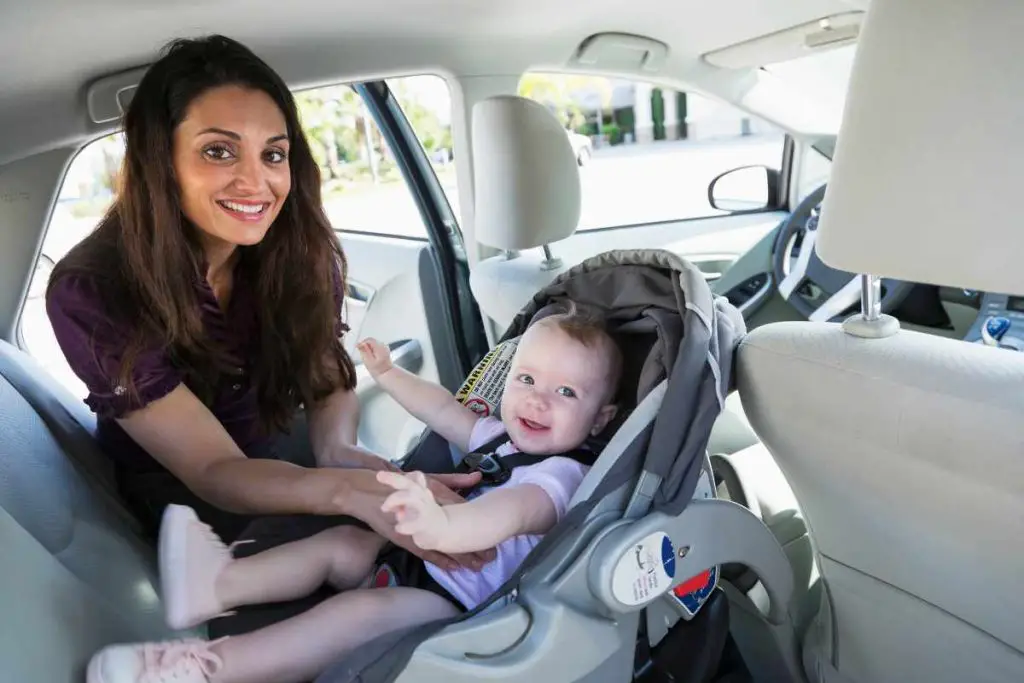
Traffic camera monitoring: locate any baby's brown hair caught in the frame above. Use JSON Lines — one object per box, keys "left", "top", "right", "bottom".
{"left": 534, "top": 301, "right": 623, "bottom": 402}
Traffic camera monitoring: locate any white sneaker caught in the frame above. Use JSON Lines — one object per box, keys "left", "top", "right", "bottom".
{"left": 159, "top": 505, "right": 234, "bottom": 630}
{"left": 87, "top": 639, "right": 223, "bottom": 683}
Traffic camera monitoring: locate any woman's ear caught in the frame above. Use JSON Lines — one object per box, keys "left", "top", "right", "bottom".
{"left": 590, "top": 404, "right": 619, "bottom": 436}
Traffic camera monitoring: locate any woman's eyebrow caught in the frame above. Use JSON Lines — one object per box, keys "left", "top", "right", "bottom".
{"left": 197, "top": 127, "right": 240, "bottom": 139}
{"left": 196, "top": 128, "right": 288, "bottom": 144}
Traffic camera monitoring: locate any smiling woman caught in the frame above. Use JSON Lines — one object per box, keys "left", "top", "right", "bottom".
{"left": 173, "top": 87, "right": 291, "bottom": 257}
{"left": 42, "top": 35, "right": 479, "bottom": 550}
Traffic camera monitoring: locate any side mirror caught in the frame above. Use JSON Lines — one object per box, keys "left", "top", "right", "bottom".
{"left": 708, "top": 165, "right": 780, "bottom": 213}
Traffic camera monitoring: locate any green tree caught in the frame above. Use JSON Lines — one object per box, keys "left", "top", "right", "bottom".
{"left": 518, "top": 73, "right": 613, "bottom": 134}
{"left": 390, "top": 79, "right": 453, "bottom": 154}
{"left": 295, "top": 86, "right": 367, "bottom": 179}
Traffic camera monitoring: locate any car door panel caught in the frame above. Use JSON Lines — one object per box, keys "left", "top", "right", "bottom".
{"left": 338, "top": 232, "right": 441, "bottom": 459}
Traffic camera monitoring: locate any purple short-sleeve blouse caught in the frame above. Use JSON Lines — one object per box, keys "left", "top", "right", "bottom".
{"left": 46, "top": 269, "right": 272, "bottom": 473}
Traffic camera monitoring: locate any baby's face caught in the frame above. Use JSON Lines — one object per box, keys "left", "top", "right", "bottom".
{"left": 499, "top": 323, "right": 617, "bottom": 455}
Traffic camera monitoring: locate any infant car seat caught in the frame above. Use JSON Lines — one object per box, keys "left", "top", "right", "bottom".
{"left": 315, "top": 249, "right": 796, "bottom": 683}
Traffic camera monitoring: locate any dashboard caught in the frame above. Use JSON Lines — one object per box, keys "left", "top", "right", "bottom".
{"left": 964, "top": 293, "right": 1024, "bottom": 350}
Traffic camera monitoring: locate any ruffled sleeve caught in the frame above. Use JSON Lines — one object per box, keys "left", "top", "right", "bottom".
{"left": 45, "top": 274, "right": 182, "bottom": 418}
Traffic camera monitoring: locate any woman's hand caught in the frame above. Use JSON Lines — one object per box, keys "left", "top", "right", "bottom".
{"left": 356, "top": 338, "right": 394, "bottom": 380}
{"left": 335, "top": 468, "right": 495, "bottom": 570}
{"left": 321, "top": 446, "right": 402, "bottom": 472}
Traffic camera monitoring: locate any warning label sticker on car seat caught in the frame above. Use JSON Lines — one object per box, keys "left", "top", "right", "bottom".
{"left": 610, "top": 532, "right": 676, "bottom": 607}
{"left": 454, "top": 338, "right": 519, "bottom": 417}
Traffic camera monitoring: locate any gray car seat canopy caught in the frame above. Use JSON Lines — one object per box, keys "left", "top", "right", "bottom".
{"left": 313, "top": 249, "right": 784, "bottom": 683}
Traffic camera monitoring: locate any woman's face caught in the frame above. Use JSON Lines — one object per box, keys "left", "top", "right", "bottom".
{"left": 172, "top": 85, "right": 291, "bottom": 255}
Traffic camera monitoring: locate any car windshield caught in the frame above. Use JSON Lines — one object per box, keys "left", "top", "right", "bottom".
{"left": 741, "top": 43, "right": 857, "bottom": 136}
{"left": 764, "top": 44, "right": 857, "bottom": 128}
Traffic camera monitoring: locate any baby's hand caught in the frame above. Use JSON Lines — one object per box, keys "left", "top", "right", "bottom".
{"left": 378, "top": 471, "right": 450, "bottom": 551}
{"left": 356, "top": 338, "right": 394, "bottom": 379}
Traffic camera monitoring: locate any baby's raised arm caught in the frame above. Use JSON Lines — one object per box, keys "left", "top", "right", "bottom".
{"left": 357, "top": 338, "right": 479, "bottom": 452}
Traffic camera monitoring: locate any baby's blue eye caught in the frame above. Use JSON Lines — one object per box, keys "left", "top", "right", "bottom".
{"left": 556, "top": 386, "right": 577, "bottom": 398}
{"left": 517, "top": 374, "right": 534, "bottom": 385}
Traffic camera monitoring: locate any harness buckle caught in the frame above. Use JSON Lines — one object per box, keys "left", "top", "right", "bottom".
{"left": 460, "top": 451, "right": 512, "bottom": 486}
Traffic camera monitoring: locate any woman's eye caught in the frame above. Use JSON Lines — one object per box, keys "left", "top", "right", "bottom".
{"left": 517, "top": 374, "right": 534, "bottom": 385}
{"left": 265, "top": 148, "right": 288, "bottom": 164}
{"left": 202, "top": 145, "right": 234, "bottom": 161}
{"left": 556, "top": 386, "right": 577, "bottom": 398}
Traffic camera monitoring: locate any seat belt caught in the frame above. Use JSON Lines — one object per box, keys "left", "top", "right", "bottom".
{"left": 456, "top": 432, "right": 594, "bottom": 489}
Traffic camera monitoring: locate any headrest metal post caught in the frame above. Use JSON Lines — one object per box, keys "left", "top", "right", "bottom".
{"left": 540, "top": 244, "right": 564, "bottom": 271}
{"left": 860, "top": 274, "right": 881, "bottom": 322}
{"left": 842, "top": 272, "right": 898, "bottom": 338}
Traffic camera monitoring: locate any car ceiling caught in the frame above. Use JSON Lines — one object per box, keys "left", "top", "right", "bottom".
{"left": 0, "top": 0, "right": 866, "bottom": 163}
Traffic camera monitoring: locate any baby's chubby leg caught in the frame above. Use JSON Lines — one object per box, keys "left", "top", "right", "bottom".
{"left": 160, "top": 505, "right": 386, "bottom": 630}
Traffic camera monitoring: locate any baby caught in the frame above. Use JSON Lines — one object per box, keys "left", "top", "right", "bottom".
{"left": 87, "top": 305, "right": 622, "bottom": 683}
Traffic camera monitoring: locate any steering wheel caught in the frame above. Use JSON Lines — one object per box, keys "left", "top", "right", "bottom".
{"left": 772, "top": 183, "right": 915, "bottom": 322}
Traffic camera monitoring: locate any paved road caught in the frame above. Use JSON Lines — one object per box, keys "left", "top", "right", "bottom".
{"left": 22, "top": 134, "right": 785, "bottom": 399}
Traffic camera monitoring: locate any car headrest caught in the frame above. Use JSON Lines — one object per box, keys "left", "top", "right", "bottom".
{"left": 816, "top": 0, "right": 1024, "bottom": 296}
{"left": 472, "top": 95, "right": 581, "bottom": 250}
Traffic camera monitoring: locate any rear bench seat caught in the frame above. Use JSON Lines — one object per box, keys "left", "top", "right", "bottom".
{"left": 0, "top": 339, "right": 177, "bottom": 681}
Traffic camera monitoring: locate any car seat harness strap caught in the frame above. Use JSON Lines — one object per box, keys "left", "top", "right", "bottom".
{"left": 457, "top": 432, "right": 594, "bottom": 487}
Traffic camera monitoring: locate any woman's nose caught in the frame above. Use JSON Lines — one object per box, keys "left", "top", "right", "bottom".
{"left": 233, "top": 153, "right": 266, "bottom": 192}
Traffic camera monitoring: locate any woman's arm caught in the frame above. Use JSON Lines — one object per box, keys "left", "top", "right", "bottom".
{"left": 378, "top": 471, "right": 562, "bottom": 554}
{"left": 357, "top": 339, "right": 479, "bottom": 452}
{"left": 119, "top": 385, "right": 487, "bottom": 570}
{"left": 307, "top": 387, "right": 396, "bottom": 470}
{"left": 118, "top": 385, "right": 357, "bottom": 515}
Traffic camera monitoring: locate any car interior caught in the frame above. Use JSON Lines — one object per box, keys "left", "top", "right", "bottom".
{"left": 0, "top": 0, "right": 1021, "bottom": 681}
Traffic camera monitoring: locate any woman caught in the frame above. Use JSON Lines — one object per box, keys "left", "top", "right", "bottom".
{"left": 44, "top": 35, "right": 479, "bottom": 569}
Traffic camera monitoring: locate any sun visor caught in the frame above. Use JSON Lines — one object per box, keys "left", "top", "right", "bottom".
{"left": 816, "top": 0, "right": 1024, "bottom": 295}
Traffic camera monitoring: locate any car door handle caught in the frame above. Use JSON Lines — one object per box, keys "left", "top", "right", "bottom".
{"left": 346, "top": 281, "right": 374, "bottom": 303}
{"left": 355, "top": 339, "right": 422, "bottom": 385}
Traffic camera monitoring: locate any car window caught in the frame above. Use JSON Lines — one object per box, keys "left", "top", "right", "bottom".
{"left": 18, "top": 76, "right": 456, "bottom": 399}
{"left": 796, "top": 143, "right": 831, "bottom": 204}
{"left": 296, "top": 75, "right": 456, "bottom": 238}
{"left": 19, "top": 132, "right": 123, "bottom": 399}
{"left": 519, "top": 72, "right": 786, "bottom": 231}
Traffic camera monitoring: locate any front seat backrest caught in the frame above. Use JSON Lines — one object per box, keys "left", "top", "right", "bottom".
{"left": 739, "top": 1, "right": 1024, "bottom": 681}
{"left": 468, "top": 95, "right": 582, "bottom": 331}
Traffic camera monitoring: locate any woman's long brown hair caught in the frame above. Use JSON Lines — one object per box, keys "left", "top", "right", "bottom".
{"left": 49, "top": 35, "right": 356, "bottom": 432}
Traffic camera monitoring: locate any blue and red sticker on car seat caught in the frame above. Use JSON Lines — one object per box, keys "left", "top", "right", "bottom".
{"left": 671, "top": 565, "right": 719, "bottom": 618}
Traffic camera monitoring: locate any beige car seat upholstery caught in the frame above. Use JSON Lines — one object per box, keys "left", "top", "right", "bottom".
{"left": 737, "top": 1, "right": 1024, "bottom": 681}
{"left": 468, "top": 95, "right": 582, "bottom": 331}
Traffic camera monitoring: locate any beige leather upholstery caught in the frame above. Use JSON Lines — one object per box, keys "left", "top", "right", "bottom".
{"left": 816, "top": 0, "right": 1024, "bottom": 295}
{"left": 738, "top": 323, "right": 1024, "bottom": 682}
{"left": 469, "top": 96, "right": 581, "bottom": 330}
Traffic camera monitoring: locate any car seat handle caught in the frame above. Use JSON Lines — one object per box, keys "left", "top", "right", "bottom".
{"left": 587, "top": 499, "right": 795, "bottom": 625}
